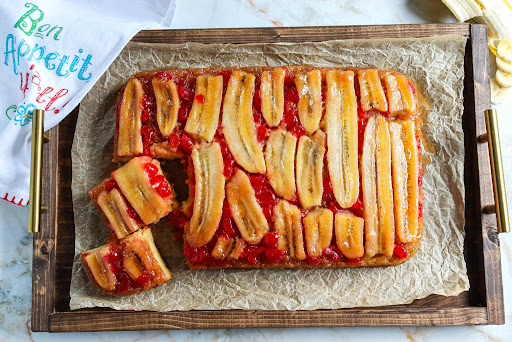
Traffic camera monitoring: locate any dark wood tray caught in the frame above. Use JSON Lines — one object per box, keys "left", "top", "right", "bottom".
{"left": 31, "top": 24, "right": 504, "bottom": 332}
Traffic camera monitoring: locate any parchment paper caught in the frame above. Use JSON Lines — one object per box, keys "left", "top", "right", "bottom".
{"left": 69, "top": 35, "right": 469, "bottom": 311}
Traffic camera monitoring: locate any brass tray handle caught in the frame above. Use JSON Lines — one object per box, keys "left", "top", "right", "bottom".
{"left": 483, "top": 109, "right": 510, "bottom": 233}
{"left": 28, "top": 109, "right": 46, "bottom": 233}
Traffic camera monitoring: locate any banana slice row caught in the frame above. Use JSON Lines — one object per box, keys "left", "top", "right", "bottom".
{"left": 295, "top": 70, "right": 323, "bottom": 134}
{"left": 265, "top": 129, "right": 297, "bottom": 200}
{"left": 274, "top": 200, "right": 306, "bottom": 260}
{"left": 326, "top": 70, "right": 359, "bottom": 208}
{"left": 186, "top": 142, "right": 225, "bottom": 248}
{"left": 304, "top": 208, "right": 333, "bottom": 258}
{"left": 296, "top": 130, "right": 326, "bottom": 209}
{"left": 153, "top": 77, "right": 180, "bottom": 138}
{"left": 358, "top": 69, "right": 388, "bottom": 112}
{"left": 185, "top": 76, "right": 223, "bottom": 142}
{"left": 361, "top": 116, "right": 395, "bottom": 258}
{"left": 212, "top": 236, "right": 246, "bottom": 260}
{"left": 113, "top": 157, "right": 173, "bottom": 225}
{"left": 261, "top": 68, "right": 285, "bottom": 127}
{"left": 226, "top": 169, "right": 269, "bottom": 245}
{"left": 118, "top": 78, "right": 143, "bottom": 157}
{"left": 222, "top": 71, "right": 266, "bottom": 174}
{"left": 97, "top": 188, "right": 142, "bottom": 239}
{"left": 390, "top": 120, "right": 420, "bottom": 244}
{"left": 383, "top": 73, "right": 417, "bottom": 115}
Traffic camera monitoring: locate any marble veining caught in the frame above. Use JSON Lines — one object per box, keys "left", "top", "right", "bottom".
{"left": 1, "top": 0, "right": 511, "bottom": 340}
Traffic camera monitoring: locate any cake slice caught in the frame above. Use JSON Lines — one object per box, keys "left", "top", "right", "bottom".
{"left": 89, "top": 156, "right": 175, "bottom": 239}
{"left": 82, "top": 227, "right": 172, "bottom": 296}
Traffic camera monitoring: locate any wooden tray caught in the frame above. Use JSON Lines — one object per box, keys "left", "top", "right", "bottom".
{"left": 31, "top": 24, "right": 504, "bottom": 332}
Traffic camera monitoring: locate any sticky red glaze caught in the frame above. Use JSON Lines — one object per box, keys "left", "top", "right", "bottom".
{"left": 217, "top": 136, "right": 235, "bottom": 178}
{"left": 178, "top": 78, "right": 195, "bottom": 102}
{"left": 344, "top": 257, "right": 363, "bottom": 265}
{"left": 104, "top": 243, "right": 122, "bottom": 273}
{"left": 220, "top": 218, "right": 237, "bottom": 238}
{"left": 195, "top": 94, "right": 204, "bottom": 104}
{"left": 126, "top": 207, "right": 140, "bottom": 221}
{"left": 393, "top": 244, "right": 408, "bottom": 259}
{"left": 284, "top": 100, "right": 306, "bottom": 139}
{"left": 150, "top": 175, "right": 173, "bottom": 198}
{"left": 241, "top": 245, "right": 266, "bottom": 264}
{"left": 116, "top": 271, "right": 134, "bottom": 293}
{"left": 168, "top": 210, "right": 188, "bottom": 228}
{"left": 253, "top": 89, "right": 262, "bottom": 110}
{"left": 154, "top": 71, "right": 177, "bottom": 83}
{"left": 408, "top": 81, "right": 417, "bottom": 95}
{"left": 105, "top": 179, "right": 118, "bottom": 192}
{"left": 249, "top": 174, "right": 280, "bottom": 221}
{"left": 220, "top": 70, "right": 232, "bottom": 88}
{"left": 262, "top": 231, "right": 279, "bottom": 249}
{"left": 184, "top": 246, "right": 213, "bottom": 264}
{"left": 141, "top": 109, "right": 151, "bottom": 124}
{"left": 181, "top": 133, "right": 195, "bottom": 154}
{"left": 264, "top": 248, "right": 287, "bottom": 263}
{"left": 133, "top": 272, "right": 152, "bottom": 287}
{"left": 322, "top": 246, "right": 342, "bottom": 262}
{"left": 178, "top": 102, "right": 192, "bottom": 123}
{"left": 169, "top": 131, "right": 182, "bottom": 148}
{"left": 144, "top": 162, "right": 159, "bottom": 178}
{"left": 284, "top": 87, "right": 299, "bottom": 103}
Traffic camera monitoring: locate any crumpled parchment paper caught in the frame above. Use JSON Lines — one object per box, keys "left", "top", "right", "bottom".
{"left": 69, "top": 35, "right": 469, "bottom": 311}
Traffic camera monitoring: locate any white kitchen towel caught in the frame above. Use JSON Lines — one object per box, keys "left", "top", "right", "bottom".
{"left": 0, "top": 0, "right": 176, "bottom": 206}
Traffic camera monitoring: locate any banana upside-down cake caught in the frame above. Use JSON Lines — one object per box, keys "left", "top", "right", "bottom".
{"left": 82, "top": 65, "right": 423, "bottom": 296}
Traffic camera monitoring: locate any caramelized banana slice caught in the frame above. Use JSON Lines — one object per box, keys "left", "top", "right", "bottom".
{"left": 383, "top": 74, "right": 416, "bottom": 115}
{"left": 118, "top": 78, "right": 143, "bottom": 157}
{"left": 295, "top": 70, "right": 323, "bottom": 134}
{"left": 97, "top": 188, "right": 142, "bottom": 239}
{"left": 212, "top": 236, "right": 235, "bottom": 260}
{"left": 304, "top": 208, "right": 333, "bottom": 258}
{"left": 335, "top": 212, "right": 364, "bottom": 259}
{"left": 265, "top": 129, "right": 297, "bottom": 200}
{"left": 222, "top": 71, "right": 266, "bottom": 174}
{"left": 185, "top": 75, "right": 223, "bottom": 141}
{"left": 358, "top": 69, "right": 388, "bottom": 112}
{"left": 113, "top": 157, "right": 173, "bottom": 224}
{"left": 375, "top": 117, "right": 395, "bottom": 258}
{"left": 229, "top": 239, "right": 246, "bottom": 260}
{"left": 153, "top": 77, "right": 180, "bottom": 137}
{"left": 123, "top": 228, "right": 172, "bottom": 284}
{"left": 123, "top": 239, "right": 156, "bottom": 280}
{"left": 83, "top": 247, "right": 117, "bottom": 292}
{"left": 273, "top": 200, "right": 306, "bottom": 260}
{"left": 326, "top": 70, "right": 359, "bottom": 208}
{"left": 390, "top": 120, "right": 419, "bottom": 243}
{"left": 261, "top": 68, "right": 285, "bottom": 127}
{"left": 186, "top": 142, "right": 225, "bottom": 248}
{"left": 296, "top": 130, "right": 326, "bottom": 208}
{"left": 362, "top": 117, "right": 395, "bottom": 257}
{"left": 226, "top": 169, "right": 269, "bottom": 244}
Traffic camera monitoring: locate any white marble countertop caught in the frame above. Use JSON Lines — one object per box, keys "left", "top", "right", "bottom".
{"left": 1, "top": 0, "right": 512, "bottom": 340}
